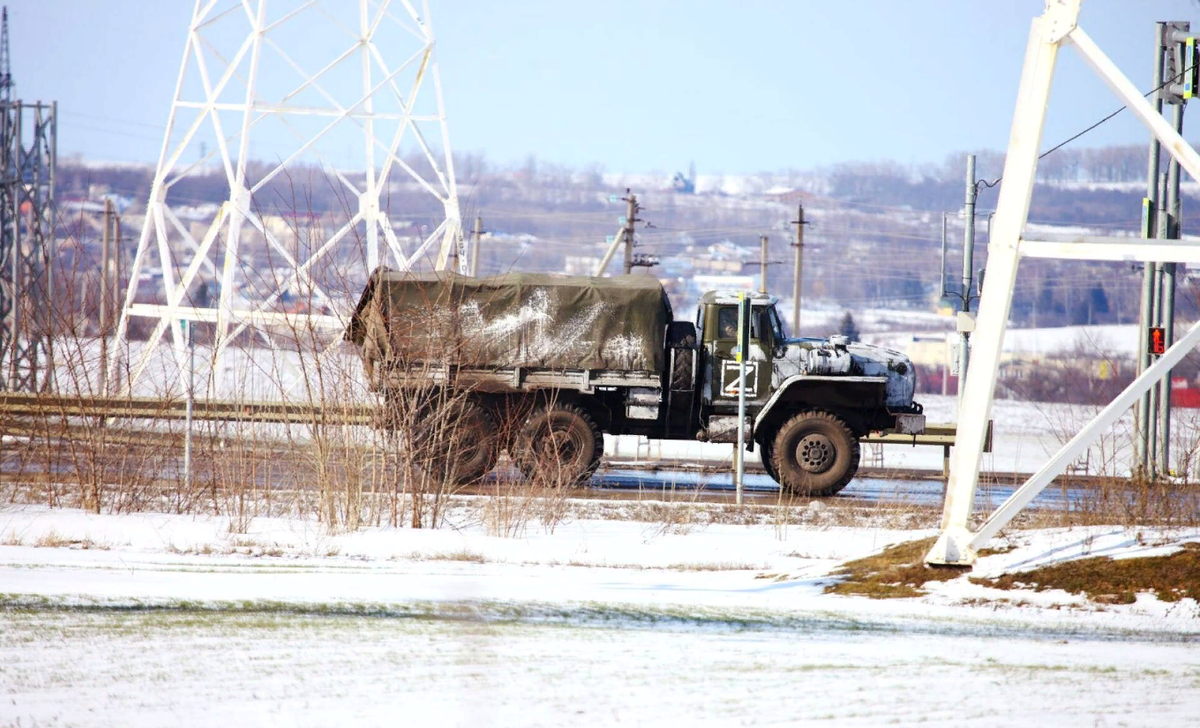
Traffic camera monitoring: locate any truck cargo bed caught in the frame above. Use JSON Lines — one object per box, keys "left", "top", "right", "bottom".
{"left": 376, "top": 364, "right": 662, "bottom": 394}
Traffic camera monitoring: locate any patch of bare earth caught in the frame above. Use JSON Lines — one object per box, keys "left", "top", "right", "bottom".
{"left": 824, "top": 537, "right": 968, "bottom": 599}
{"left": 971, "top": 542, "right": 1200, "bottom": 604}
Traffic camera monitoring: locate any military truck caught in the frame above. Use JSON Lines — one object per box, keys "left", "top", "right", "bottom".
{"left": 345, "top": 269, "right": 924, "bottom": 495}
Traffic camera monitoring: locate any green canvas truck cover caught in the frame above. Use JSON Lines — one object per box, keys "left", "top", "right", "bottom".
{"left": 345, "top": 268, "right": 672, "bottom": 377}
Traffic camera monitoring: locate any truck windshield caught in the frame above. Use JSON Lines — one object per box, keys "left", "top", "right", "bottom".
{"left": 766, "top": 305, "right": 786, "bottom": 342}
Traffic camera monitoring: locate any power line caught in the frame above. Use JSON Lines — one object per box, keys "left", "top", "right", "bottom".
{"left": 979, "top": 66, "right": 1191, "bottom": 189}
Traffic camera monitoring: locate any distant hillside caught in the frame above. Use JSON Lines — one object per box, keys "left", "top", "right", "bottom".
{"left": 56, "top": 141, "right": 1198, "bottom": 333}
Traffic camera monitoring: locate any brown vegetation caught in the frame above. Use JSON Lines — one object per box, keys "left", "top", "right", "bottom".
{"left": 973, "top": 543, "right": 1200, "bottom": 604}
{"left": 823, "top": 537, "right": 966, "bottom": 599}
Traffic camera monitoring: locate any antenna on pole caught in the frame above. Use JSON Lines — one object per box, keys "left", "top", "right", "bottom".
{"left": 111, "top": 0, "right": 465, "bottom": 397}
{"left": 0, "top": 7, "right": 12, "bottom": 104}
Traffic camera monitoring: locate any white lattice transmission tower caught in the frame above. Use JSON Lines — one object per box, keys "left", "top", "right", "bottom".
{"left": 113, "top": 0, "right": 464, "bottom": 396}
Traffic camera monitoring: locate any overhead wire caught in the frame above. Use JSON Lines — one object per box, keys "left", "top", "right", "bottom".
{"left": 975, "top": 63, "right": 1192, "bottom": 189}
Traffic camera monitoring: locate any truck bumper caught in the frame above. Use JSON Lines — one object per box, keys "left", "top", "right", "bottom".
{"left": 893, "top": 412, "right": 926, "bottom": 435}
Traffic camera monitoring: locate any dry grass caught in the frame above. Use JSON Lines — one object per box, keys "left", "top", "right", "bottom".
{"left": 165, "top": 539, "right": 286, "bottom": 558}
{"left": 32, "top": 529, "right": 70, "bottom": 548}
{"left": 26, "top": 529, "right": 108, "bottom": 550}
{"left": 664, "top": 561, "right": 763, "bottom": 572}
{"left": 1011, "top": 476, "right": 1200, "bottom": 532}
{"left": 823, "top": 537, "right": 968, "bottom": 599}
{"left": 402, "top": 549, "right": 488, "bottom": 563}
{"left": 972, "top": 542, "right": 1200, "bottom": 604}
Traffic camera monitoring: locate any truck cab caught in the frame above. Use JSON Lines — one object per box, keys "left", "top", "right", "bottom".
{"left": 697, "top": 290, "right": 782, "bottom": 410}
{"left": 687, "top": 290, "right": 924, "bottom": 495}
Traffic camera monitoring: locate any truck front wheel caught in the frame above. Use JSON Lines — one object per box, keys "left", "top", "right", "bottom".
{"left": 514, "top": 403, "right": 603, "bottom": 487}
{"left": 759, "top": 440, "right": 779, "bottom": 483}
{"left": 770, "top": 411, "right": 860, "bottom": 497}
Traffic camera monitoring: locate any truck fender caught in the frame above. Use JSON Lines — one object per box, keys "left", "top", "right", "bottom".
{"left": 753, "top": 374, "right": 889, "bottom": 432}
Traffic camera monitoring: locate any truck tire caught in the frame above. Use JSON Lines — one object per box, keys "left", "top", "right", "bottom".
{"left": 667, "top": 321, "right": 697, "bottom": 349}
{"left": 667, "top": 321, "right": 697, "bottom": 391}
{"left": 759, "top": 440, "right": 779, "bottom": 483}
{"left": 513, "top": 403, "right": 603, "bottom": 487}
{"left": 412, "top": 400, "right": 500, "bottom": 485}
{"left": 670, "top": 348, "right": 693, "bottom": 391}
{"left": 770, "top": 411, "right": 860, "bottom": 497}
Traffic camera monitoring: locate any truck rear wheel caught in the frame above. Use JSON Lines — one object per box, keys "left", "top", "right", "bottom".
{"left": 514, "top": 403, "right": 602, "bottom": 487}
{"left": 412, "top": 400, "right": 500, "bottom": 485}
{"left": 770, "top": 411, "right": 860, "bottom": 497}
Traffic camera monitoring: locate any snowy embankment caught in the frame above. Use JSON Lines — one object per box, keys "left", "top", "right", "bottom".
{"left": 1, "top": 504, "right": 1198, "bottom": 726}
{"left": 1, "top": 505, "right": 1196, "bottom": 628}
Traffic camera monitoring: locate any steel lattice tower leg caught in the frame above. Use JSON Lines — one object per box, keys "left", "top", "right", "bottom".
{"left": 0, "top": 100, "right": 56, "bottom": 393}
{"left": 112, "top": 0, "right": 464, "bottom": 397}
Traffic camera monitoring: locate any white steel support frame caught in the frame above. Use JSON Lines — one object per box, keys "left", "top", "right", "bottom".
{"left": 928, "top": 0, "right": 1200, "bottom": 565}
{"left": 113, "top": 0, "right": 464, "bottom": 396}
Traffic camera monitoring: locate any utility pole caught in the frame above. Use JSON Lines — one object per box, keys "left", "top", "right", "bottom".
{"left": 790, "top": 204, "right": 805, "bottom": 335}
{"left": 183, "top": 320, "right": 194, "bottom": 492}
{"left": 99, "top": 200, "right": 114, "bottom": 396}
{"left": 0, "top": 7, "right": 11, "bottom": 104}
{"left": 1133, "top": 21, "right": 1192, "bottom": 479}
{"left": 1150, "top": 173, "right": 1168, "bottom": 473}
{"left": 957, "top": 154, "right": 978, "bottom": 408}
{"left": 622, "top": 193, "right": 638, "bottom": 275}
{"left": 1158, "top": 25, "right": 1188, "bottom": 476}
{"left": 1136, "top": 25, "right": 1166, "bottom": 478}
{"left": 594, "top": 189, "right": 643, "bottom": 276}
{"left": 470, "top": 215, "right": 483, "bottom": 277}
{"left": 759, "top": 235, "right": 769, "bottom": 293}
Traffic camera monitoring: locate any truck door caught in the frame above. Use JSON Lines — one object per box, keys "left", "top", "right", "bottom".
{"left": 711, "top": 305, "right": 771, "bottom": 403}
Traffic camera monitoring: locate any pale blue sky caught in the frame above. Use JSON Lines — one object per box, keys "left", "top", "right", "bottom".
{"left": 14, "top": 0, "right": 1200, "bottom": 174}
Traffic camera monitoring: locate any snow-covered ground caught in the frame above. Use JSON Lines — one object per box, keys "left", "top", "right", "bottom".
{"left": 1, "top": 505, "right": 1197, "bottom": 726}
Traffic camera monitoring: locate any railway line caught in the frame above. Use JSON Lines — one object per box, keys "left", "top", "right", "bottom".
{"left": 1, "top": 391, "right": 1118, "bottom": 512}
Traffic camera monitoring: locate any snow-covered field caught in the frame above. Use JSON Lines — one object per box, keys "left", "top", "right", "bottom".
{"left": 1, "top": 505, "right": 1197, "bottom": 726}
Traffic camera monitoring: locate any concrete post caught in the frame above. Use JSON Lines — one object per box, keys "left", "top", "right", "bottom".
{"left": 759, "top": 235, "right": 769, "bottom": 293}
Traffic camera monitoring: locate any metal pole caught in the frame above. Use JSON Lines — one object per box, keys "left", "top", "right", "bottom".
{"left": 1137, "top": 25, "right": 1165, "bottom": 478}
{"left": 184, "top": 321, "right": 194, "bottom": 491}
{"left": 1147, "top": 174, "right": 1169, "bottom": 474}
{"left": 1147, "top": 173, "right": 1166, "bottom": 474}
{"left": 940, "top": 212, "right": 948, "bottom": 298}
{"left": 1158, "top": 98, "right": 1184, "bottom": 475}
{"left": 735, "top": 293, "right": 747, "bottom": 506}
{"left": 2, "top": 102, "right": 12, "bottom": 391}
{"left": 736, "top": 356, "right": 746, "bottom": 506}
{"left": 622, "top": 194, "right": 637, "bottom": 275}
{"left": 46, "top": 102, "right": 56, "bottom": 392}
{"left": 958, "top": 154, "right": 977, "bottom": 408}
{"left": 113, "top": 212, "right": 124, "bottom": 396}
{"left": 791, "top": 204, "right": 804, "bottom": 335}
{"left": 100, "top": 199, "right": 112, "bottom": 396}
{"left": 759, "top": 234, "right": 768, "bottom": 293}
{"left": 470, "top": 215, "right": 482, "bottom": 277}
